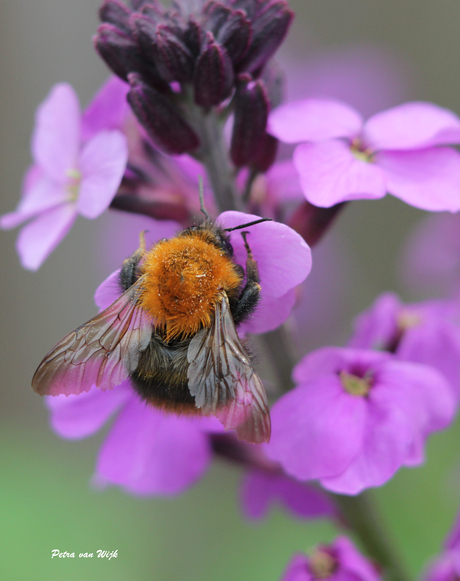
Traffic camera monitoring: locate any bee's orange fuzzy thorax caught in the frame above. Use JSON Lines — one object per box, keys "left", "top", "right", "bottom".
{"left": 139, "top": 233, "right": 242, "bottom": 340}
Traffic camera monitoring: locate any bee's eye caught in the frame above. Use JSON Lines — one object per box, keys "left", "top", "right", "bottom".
{"left": 223, "top": 239, "right": 234, "bottom": 257}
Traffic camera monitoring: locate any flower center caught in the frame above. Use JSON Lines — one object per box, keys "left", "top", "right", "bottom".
{"left": 66, "top": 168, "right": 82, "bottom": 201}
{"left": 350, "top": 137, "right": 374, "bottom": 163}
{"left": 340, "top": 371, "right": 372, "bottom": 396}
{"left": 397, "top": 310, "right": 421, "bottom": 331}
{"left": 309, "top": 549, "right": 337, "bottom": 578}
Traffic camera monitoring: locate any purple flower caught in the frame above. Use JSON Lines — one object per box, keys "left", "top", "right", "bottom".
{"left": 349, "top": 292, "right": 460, "bottom": 401}
{"left": 81, "top": 75, "right": 130, "bottom": 142}
{"left": 424, "top": 512, "right": 460, "bottom": 581}
{"left": 47, "top": 381, "right": 222, "bottom": 495}
{"left": 266, "top": 347, "right": 455, "bottom": 494}
{"left": 280, "top": 536, "right": 380, "bottom": 581}
{"left": 241, "top": 469, "right": 335, "bottom": 521}
{"left": 0, "top": 83, "right": 128, "bottom": 270}
{"left": 267, "top": 98, "right": 460, "bottom": 211}
{"left": 401, "top": 213, "right": 460, "bottom": 298}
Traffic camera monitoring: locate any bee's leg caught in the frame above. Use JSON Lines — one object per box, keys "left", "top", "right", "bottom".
{"left": 120, "top": 231, "right": 148, "bottom": 291}
{"left": 232, "top": 231, "right": 262, "bottom": 325}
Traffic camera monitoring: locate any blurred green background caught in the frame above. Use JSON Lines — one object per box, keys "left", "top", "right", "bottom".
{"left": 2, "top": 1, "right": 460, "bottom": 579}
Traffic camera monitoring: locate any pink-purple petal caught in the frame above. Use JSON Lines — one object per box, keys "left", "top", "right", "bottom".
{"left": 364, "top": 102, "right": 460, "bottom": 151}
{"left": 293, "top": 347, "right": 390, "bottom": 385}
{"left": 266, "top": 377, "right": 366, "bottom": 481}
{"left": 240, "top": 289, "right": 296, "bottom": 335}
{"left": 81, "top": 76, "right": 130, "bottom": 142}
{"left": 348, "top": 292, "right": 401, "bottom": 350}
{"left": 398, "top": 317, "right": 460, "bottom": 401}
{"left": 280, "top": 554, "right": 311, "bottom": 581}
{"left": 1, "top": 173, "right": 68, "bottom": 230}
{"left": 16, "top": 203, "right": 77, "bottom": 270}
{"left": 377, "top": 361, "right": 455, "bottom": 435}
{"left": 32, "top": 83, "right": 81, "bottom": 182}
{"left": 241, "top": 469, "right": 335, "bottom": 520}
{"left": 46, "top": 382, "right": 131, "bottom": 439}
{"left": 94, "top": 268, "right": 122, "bottom": 311}
{"left": 335, "top": 536, "right": 381, "bottom": 581}
{"left": 266, "top": 159, "right": 304, "bottom": 202}
{"left": 320, "top": 390, "right": 413, "bottom": 494}
{"left": 217, "top": 211, "right": 312, "bottom": 297}
{"left": 268, "top": 98, "right": 363, "bottom": 143}
{"left": 377, "top": 148, "right": 460, "bottom": 212}
{"left": 77, "top": 130, "right": 128, "bottom": 219}
{"left": 294, "top": 141, "right": 387, "bottom": 207}
{"left": 96, "top": 396, "right": 211, "bottom": 495}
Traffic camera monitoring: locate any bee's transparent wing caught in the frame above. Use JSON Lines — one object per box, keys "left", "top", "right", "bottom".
{"left": 32, "top": 276, "right": 153, "bottom": 396}
{"left": 187, "top": 293, "right": 271, "bottom": 444}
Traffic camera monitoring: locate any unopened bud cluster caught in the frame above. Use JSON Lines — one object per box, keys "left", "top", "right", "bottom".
{"left": 95, "top": 0, "right": 293, "bottom": 164}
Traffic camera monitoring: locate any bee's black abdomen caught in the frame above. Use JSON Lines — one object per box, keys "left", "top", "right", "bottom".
{"left": 130, "top": 334, "right": 197, "bottom": 412}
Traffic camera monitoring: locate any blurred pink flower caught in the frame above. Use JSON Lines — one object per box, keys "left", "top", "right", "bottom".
{"left": 424, "top": 511, "right": 460, "bottom": 581}
{"left": 400, "top": 213, "right": 460, "bottom": 298}
{"left": 268, "top": 99, "right": 460, "bottom": 211}
{"left": 280, "top": 536, "right": 380, "bottom": 581}
{"left": 241, "top": 469, "right": 335, "bottom": 521}
{"left": 0, "top": 83, "right": 128, "bottom": 270}
{"left": 349, "top": 292, "right": 460, "bottom": 401}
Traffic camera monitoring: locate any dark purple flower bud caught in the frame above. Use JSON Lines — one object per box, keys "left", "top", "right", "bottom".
{"left": 230, "top": 76, "right": 269, "bottom": 167}
{"left": 94, "top": 23, "right": 145, "bottom": 82}
{"left": 204, "top": 1, "right": 232, "bottom": 32}
{"left": 203, "top": 3, "right": 251, "bottom": 65}
{"left": 99, "top": 0, "right": 132, "bottom": 34}
{"left": 250, "top": 132, "right": 278, "bottom": 172}
{"left": 127, "top": 73, "right": 200, "bottom": 154}
{"left": 111, "top": 193, "right": 191, "bottom": 224}
{"left": 154, "top": 26, "right": 195, "bottom": 83}
{"left": 238, "top": 1, "right": 294, "bottom": 73}
{"left": 140, "top": 2, "right": 165, "bottom": 22}
{"left": 231, "top": 0, "right": 259, "bottom": 19}
{"left": 183, "top": 18, "right": 202, "bottom": 59}
{"left": 131, "top": 16, "right": 195, "bottom": 83}
{"left": 95, "top": 23, "right": 168, "bottom": 90}
{"left": 130, "top": 0, "right": 159, "bottom": 10}
{"left": 219, "top": 11, "right": 252, "bottom": 65}
{"left": 193, "top": 32, "right": 234, "bottom": 107}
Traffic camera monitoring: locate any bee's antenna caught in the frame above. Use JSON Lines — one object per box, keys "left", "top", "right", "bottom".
{"left": 198, "top": 176, "right": 210, "bottom": 221}
{"left": 224, "top": 217, "right": 273, "bottom": 232}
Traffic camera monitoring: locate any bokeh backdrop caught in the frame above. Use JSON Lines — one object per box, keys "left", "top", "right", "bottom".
{"left": 2, "top": 1, "right": 460, "bottom": 579}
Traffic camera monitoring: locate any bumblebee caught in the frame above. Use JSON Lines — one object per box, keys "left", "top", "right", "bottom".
{"left": 32, "top": 217, "right": 271, "bottom": 444}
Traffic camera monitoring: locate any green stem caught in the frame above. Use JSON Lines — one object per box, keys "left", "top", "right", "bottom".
{"left": 187, "top": 103, "right": 241, "bottom": 213}
{"left": 330, "top": 491, "right": 411, "bottom": 581}
{"left": 259, "top": 325, "right": 296, "bottom": 393}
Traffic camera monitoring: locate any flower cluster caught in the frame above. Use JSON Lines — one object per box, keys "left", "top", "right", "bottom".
{"left": 4, "top": 0, "right": 460, "bottom": 577}
{"left": 95, "top": 0, "right": 292, "bottom": 167}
